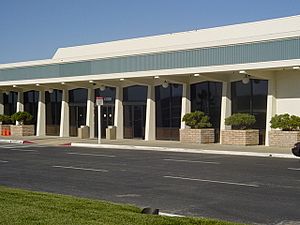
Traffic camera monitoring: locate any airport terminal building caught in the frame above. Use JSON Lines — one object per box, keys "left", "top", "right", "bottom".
{"left": 0, "top": 15, "right": 300, "bottom": 146}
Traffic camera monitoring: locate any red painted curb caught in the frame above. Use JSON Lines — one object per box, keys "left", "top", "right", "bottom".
{"left": 61, "top": 143, "right": 72, "bottom": 146}
{"left": 23, "top": 140, "right": 35, "bottom": 144}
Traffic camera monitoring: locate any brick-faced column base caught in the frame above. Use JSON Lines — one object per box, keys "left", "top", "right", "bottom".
{"left": 221, "top": 130, "right": 259, "bottom": 146}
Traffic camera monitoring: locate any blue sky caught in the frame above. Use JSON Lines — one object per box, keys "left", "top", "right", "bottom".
{"left": 1, "top": 0, "right": 300, "bottom": 64}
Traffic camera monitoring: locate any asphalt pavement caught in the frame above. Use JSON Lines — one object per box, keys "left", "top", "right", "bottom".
{"left": 0, "top": 143, "right": 299, "bottom": 225}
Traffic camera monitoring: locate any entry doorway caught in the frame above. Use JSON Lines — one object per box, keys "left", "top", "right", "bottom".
{"left": 94, "top": 87, "right": 116, "bottom": 138}
{"left": 70, "top": 105, "right": 86, "bottom": 137}
{"left": 123, "top": 85, "right": 147, "bottom": 139}
{"left": 95, "top": 105, "right": 115, "bottom": 138}
{"left": 124, "top": 104, "right": 146, "bottom": 139}
{"left": 69, "top": 88, "right": 88, "bottom": 137}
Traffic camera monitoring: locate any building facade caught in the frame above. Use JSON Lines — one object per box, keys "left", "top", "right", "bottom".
{"left": 1, "top": 15, "right": 300, "bottom": 145}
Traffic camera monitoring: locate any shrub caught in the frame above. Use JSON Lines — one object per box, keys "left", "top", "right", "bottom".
{"left": 11, "top": 111, "right": 33, "bottom": 125}
{"left": 0, "top": 115, "right": 12, "bottom": 124}
{"left": 270, "top": 114, "right": 300, "bottom": 131}
{"left": 182, "top": 111, "right": 212, "bottom": 129}
{"left": 225, "top": 113, "right": 256, "bottom": 130}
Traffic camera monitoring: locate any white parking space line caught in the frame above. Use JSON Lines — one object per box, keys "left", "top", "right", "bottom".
{"left": 52, "top": 165, "right": 108, "bottom": 173}
{"left": 67, "top": 152, "right": 116, "bottom": 158}
{"left": 288, "top": 168, "right": 300, "bottom": 171}
{"left": 0, "top": 145, "right": 29, "bottom": 149}
{"left": 163, "top": 158, "right": 220, "bottom": 164}
{"left": 0, "top": 160, "right": 8, "bottom": 163}
{"left": 9, "top": 149, "right": 37, "bottom": 152}
{"left": 164, "top": 175, "right": 259, "bottom": 188}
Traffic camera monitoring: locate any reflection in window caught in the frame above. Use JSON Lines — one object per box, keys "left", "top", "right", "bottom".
{"left": 24, "top": 91, "right": 39, "bottom": 128}
{"left": 46, "top": 90, "right": 62, "bottom": 136}
{"left": 231, "top": 79, "right": 268, "bottom": 144}
{"left": 156, "top": 84, "right": 182, "bottom": 140}
{"left": 3, "top": 92, "right": 17, "bottom": 117}
{"left": 191, "top": 82, "right": 222, "bottom": 142}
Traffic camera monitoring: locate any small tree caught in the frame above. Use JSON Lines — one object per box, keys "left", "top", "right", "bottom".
{"left": 270, "top": 114, "right": 300, "bottom": 131}
{"left": 182, "top": 111, "right": 212, "bottom": 129}
{"left": 225, "top": 113, "right": 256, "bottom": 130}
{"left": 11, "top": 112, "right": 33, "bottom": 125}
{"left": 0, "top": 115, "right": 12, "bottom": 124}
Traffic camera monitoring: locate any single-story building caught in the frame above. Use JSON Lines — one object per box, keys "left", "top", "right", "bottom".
{"left": 0, "top": 15, "right": 300, "bottom": 146}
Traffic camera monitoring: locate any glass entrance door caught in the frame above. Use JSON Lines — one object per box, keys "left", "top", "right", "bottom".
{"left": 70, "top": 105, "right": 86, "bottom": 137}
{"left": 95, "top": 105, "right": 115, "bottom": 138}
{"left": 124, "top": 105, "right": 146, "bottom": 139}
{"left": 123, "top": 85, "right": 147, "bottom": 139}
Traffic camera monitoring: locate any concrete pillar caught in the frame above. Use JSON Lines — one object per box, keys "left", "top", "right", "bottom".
{"left": 180, "top": 83, "right": 191, "bottom": 129}
{"left": 0, "top": 92, "right": 4, "bottom": 115}
{"left": 145, "top": 85, "right": 156, "bottom": 141}
{"left": 114, "top": 86, "right": 123, "bottom": 139}
{"left": 86, "top": 88, "right": 95, "bottom": 138}
{"left": 59, "top": 89, "right": 70, "bottom": 137}
{"left": 16, "top": 91, "right": 24, "bottom": 125}
{"left": 36, "top": 90, "right": 46, "bottom": 136}
{"left": 220, "top": 82, "right": 231, "bottom": 144}
{"left": 265, "top": 78, "right": 277, "bottom": 146}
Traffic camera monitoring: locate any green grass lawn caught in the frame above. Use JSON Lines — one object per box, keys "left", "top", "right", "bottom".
{"left": 0, "top": 186, "right": 244, "bottom": 225}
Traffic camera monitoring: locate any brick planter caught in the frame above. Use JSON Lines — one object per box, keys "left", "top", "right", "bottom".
{"left": 0, "top": 124, "right": 11, "bottom": 136}
{"left": 10, "top": 125, "right": 35, "bottom": 136}
{"left": 180, "top": 128, "right": 215, "bottom": 144}
{"left": 221, "top": 130, "right": 259, "bottom": 146}
{"left": 269, "top": 130, "right": 300, "bottom": 147}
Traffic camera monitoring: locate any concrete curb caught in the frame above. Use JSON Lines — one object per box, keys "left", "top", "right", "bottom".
{"left": 71, "top": 143, "right": 298, "bottom": 159}
{"left": 0, "top": 139, "right": 34, "bottom": 144}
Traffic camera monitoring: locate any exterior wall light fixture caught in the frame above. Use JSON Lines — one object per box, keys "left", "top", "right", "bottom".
{"left": 194, "top": 73, "right": 200, "bottom": 77}
{"left": 162, "top": 80, "right": 169, "bottom": 88}
{"left": 120, "top": 78, "right": 125, "bottom": 81}
{"left": 293, "top": 66, "right": 300, "bottom": 70}
{"left": 48, "top": 88, "right": 54, "bottom": 94}
{"left": 154, "top": 76, "right": 160, "bottom": 79}
{"left": 100, "top": 85, "right": 106, "bottom": 91}
{"left": 242, "top": 74, "right": 250, "bottom": 84}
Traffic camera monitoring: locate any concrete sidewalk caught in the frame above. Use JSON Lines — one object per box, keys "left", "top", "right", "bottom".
{"left": 0, "top": 135, "right": 297, "bottom": 159}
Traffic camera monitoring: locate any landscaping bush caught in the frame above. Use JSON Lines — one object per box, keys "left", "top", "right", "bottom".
{"left": 11, "top": 112, "right": 33, "bottom": 125}
{"left": 182, "top": 111, "right": 212, "bottom": 129}
{"left": 225, "top": 113, "right": 256, "bottom": 130}
{"left": 0, "top": 115, "right": 11, "bottom": 124}
{"left": 270, "top": 113, "right": 300, "bottom": 131}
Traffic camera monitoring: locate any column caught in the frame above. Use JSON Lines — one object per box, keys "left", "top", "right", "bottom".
{"left": 265, "top": 78, "right": 276, "bottom": 146}
{"left": 36, "top": 90, "right": 46, "bottom": 136}
{"left": 0, "top": 91, "right": 4, "bottom": 115}
{"left": 59, "top": 89, "right": 70, "bottom": 137}
{"left": 114, "top": 86, "right": 123, "bottom": 139}
{"left": 180, "top": 83, "right": 191, "bottom": 129}
{"left": 16, "top": 91, "right": 24, "bottom": 125}
{"left": 220, "top": 81, "right": 231, "bottom": 144}
{"left": 86, "top": 88, "right": 95, "bottom": 138}
{"left": 145, "top": 85, "right": 156, "bottom": 141}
